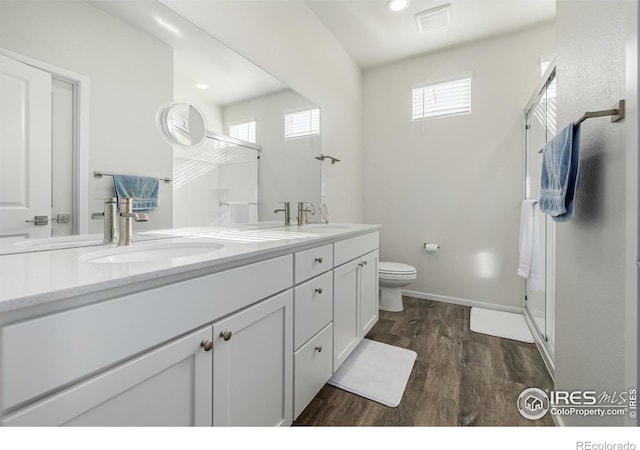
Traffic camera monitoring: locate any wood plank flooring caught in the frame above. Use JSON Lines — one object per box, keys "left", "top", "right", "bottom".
{"left": 294, "top": 297, "right": 554, "bottom": 426}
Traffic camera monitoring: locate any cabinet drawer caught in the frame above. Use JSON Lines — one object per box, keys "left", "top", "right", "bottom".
{"left": 294, "top": 244, "right": 333, "bottom": 284}
{"left": 294, "top": 271, "right": 333, "bottom": 349}
{"left": 334, "top": 232, "right": 379, "bottom": 266}
{"left": 0, "top": 255, "right": 293, "bottom": 410}
{"left": 294, "top": 323, "right": 333, "bottom": 419}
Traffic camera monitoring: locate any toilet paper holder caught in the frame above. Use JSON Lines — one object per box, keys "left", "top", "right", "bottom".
{"left": 424, "top": 243, "right": 440, "bottom": 252}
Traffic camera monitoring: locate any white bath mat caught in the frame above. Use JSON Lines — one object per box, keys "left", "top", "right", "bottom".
{"left": 470, "top": 307, "right": 534, "bottom": 343}
{"left": 327, "top": 339, "right": 417, "bottom": 407}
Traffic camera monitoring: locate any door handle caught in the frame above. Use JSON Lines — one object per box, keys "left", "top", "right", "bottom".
{"left": 52, "top": 214, "right": 71, "bottom": 224}
{"left": 25, "top": 216, "right": 49, "bottom": 226}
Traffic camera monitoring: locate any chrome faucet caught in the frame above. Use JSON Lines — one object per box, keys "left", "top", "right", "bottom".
{"left": 91, "top": 197, "right": 118, "bottom": 244}
{"left": 274, "top": 202, "right": 291, "bottom": 226}
{"left": 297, "top": 202, "right": 314, "bottom": 227}
{"left": 118, "top": 197, "right": 149, "bottom": 246}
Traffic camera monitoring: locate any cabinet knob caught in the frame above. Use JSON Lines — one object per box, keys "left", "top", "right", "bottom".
{"left": 315, "top": 288, "right": 323, "bottom": 294}
{"left": 220, "top": 330, "right": 233, "bottom": 341}
{"left": 314, "top": 345, "right": 323, "bottom": 353}
{"left": 200, "top": 340, "right": 214, "bottom": 351}
{"left": 358, "top": 262, "right": 363, "bottom": 267}
{"left": 362, "top": 261, "right": 368, "bottom": 265}
{"left": 315, "top": 257, "right": 323, "bottom": 263}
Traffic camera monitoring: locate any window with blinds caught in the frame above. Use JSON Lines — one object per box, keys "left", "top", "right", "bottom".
{"left": 228, "top": 120, "right": 256, "bottom": 143}
{"left": 412, "top": 75, "right": 472, "bottom": 121}
{"left": 284, "top": 108, "right": 320, "bottom": 139}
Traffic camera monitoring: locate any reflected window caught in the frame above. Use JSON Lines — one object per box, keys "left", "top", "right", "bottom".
{"left": 228, "top": 120, "right": 256, "bottom": 143}
{"left": 284, "top": 108, "right": 320, "bottom": 139}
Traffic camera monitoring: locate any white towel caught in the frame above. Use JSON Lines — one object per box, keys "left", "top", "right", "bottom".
{"left": 518, "top": 200, "right": 544, "bottom": 291}
{"left": 228, "top": 203, "right": 250, "bottom": 224}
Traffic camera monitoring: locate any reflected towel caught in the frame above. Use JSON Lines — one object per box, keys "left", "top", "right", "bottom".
{"left": 518, "top": 200, "right": 544, "bottom": 291}
{"left": 539, "top": 123, "right": 581, "bottom": 221}
{"left": 113, "top": 174, "right": 159, "bottom": 211}
{"left": 228, "top": 202, "right": 250, "bottom": 224}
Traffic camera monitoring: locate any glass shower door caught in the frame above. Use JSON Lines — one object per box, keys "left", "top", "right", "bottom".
{"left": 525, "top": 90, "right": 548, "bottom": 339}
{"left": 524, "top": 69, "right": 556, "bottom": 359}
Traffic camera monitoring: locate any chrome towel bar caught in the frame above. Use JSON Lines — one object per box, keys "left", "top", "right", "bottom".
{"left": 537, "top": 99, "right": 625, "bottom": 153}
{"left": 94, "top": 171, "right": 172, "bottom": 183}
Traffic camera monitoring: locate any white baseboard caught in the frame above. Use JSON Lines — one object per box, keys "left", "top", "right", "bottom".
{"left": 402, "top": 290, "right": 524, "bottom": 315}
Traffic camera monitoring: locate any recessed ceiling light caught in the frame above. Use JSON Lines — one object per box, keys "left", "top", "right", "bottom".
{"left": 415, "top": 3, "right": 451, "bottom": 32}
{"left": 195, "top": 83, "right": 209, "bottom": 90}
{"left": 386, "top": 0, "right": 410, "bottom": 12}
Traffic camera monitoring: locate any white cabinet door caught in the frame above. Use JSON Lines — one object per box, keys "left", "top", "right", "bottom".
{"left": 333, "top": 249, "right": 380, "bottom": 371}
{"left": 333, "top": 259, "right": 360, "bottom": 370}
{"left": 359, "top": 250, "right": 379, "bottom": 337}
{"left": 0, "top": 54, "right": 52, "bottom": 242}
{"left": 212, "top": 290, "right": 293, "bottom": 426}
{"left": 3, "top": 327, "right": 213, "bottom": 426}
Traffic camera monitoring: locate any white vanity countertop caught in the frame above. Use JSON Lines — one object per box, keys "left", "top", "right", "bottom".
{"left": 0, "top": 223, "right": 380, "bottom": 313}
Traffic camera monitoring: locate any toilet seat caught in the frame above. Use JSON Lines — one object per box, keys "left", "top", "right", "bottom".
{"left": 378, "top": 262, "right": 417, "bottom": 277}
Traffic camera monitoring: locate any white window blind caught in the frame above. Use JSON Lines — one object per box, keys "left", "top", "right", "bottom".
{"left": 412, "top": 76, "right": 472, "bottom": 121}
{"left": 284, "top": 108, "right": 320, "bottom": 139}
{"left": 228, "top": 120, "right": 256, "bottom": 143}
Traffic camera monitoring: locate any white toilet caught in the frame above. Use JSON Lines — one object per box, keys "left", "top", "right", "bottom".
{"left": 378, "top": 261, "right": 417, "bottom": 312}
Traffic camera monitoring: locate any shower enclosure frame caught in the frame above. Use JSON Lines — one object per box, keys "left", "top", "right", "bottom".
{"left": 523, "top": 59, "right": 557, "bottom": 378}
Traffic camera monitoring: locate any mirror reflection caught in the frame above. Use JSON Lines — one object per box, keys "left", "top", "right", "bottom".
{"left": 0, "top": 0, "right": 322, "bottom": 254}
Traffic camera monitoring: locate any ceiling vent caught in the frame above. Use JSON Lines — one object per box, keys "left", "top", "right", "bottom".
{"left": 415, "top": 3, "right": 451, "bottom": 32}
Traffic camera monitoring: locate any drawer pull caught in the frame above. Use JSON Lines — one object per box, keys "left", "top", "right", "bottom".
{"left": 220, "top": 330, "right": 233, "bottom": 341}
{"left": 314, "top": 345, "right": 323, "bottom": 353}
{"left": 315, "top": 288, "right": 323, "bottom": 294}
{"left": 315, "top": 257, "right": 323, "bottom": 263}
{"left": 200, "top": 340, "right": 214, "bottom": 352}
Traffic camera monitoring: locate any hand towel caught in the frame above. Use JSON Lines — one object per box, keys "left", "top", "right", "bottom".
{"left": 539, "top": 123, "right": 581, "bottom": 221}
{"left": 518, "top": 200, "right": 544, "bottom": 291}
{"left": 225, "top": 202, "right": 250, "bottom": 225}
{"left": 113, "top": 174, "right": 159, "bottom": 211}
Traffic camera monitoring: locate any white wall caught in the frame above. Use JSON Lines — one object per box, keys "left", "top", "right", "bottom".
{"left": 223, "top": 89, "right": 322, "bottom": 221}
{"left": 161, "top": 0, "right": 363, "bottom": 223}
{"left": 0, "top": 1, "right": 174, "bottom": 232}
{"left": 555, "top": 0, "right": 637, "bottom": 426}
{"left": 362, "top": 24, "right": 555, "bottom": 310}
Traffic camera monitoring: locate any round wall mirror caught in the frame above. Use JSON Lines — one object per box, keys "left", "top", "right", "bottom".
{"left": 156, "top": 101, "right": 208, "bottom": 148}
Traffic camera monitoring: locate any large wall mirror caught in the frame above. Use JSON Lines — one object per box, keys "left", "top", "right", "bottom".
{"left": 0, "top": 0, "right": 322, "bottom": 253}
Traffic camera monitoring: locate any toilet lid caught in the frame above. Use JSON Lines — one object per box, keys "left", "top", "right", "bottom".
{"left": 378, "top": 261, "right": 416, "bottom": 275}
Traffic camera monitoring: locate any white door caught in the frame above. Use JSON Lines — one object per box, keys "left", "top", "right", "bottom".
{"left": 359, "top": 250, "right": 379, "bottom": 338}
{"left": 212, "top": 290, "right": 293, "bottom": 426}
{"left": 0, "top": 54, "right": 51, "bottom": 242}
{"left": 333, "top": 259, "right": 360, "bottom": 371}
{"left": 3, "top": 326, "right": 213, "bottom": 426}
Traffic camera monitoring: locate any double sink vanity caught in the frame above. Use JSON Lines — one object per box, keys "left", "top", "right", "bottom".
{"left": 0, "top": 223, "right": 380, "bottom": 426}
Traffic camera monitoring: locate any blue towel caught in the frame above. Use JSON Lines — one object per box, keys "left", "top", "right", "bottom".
{"left": 539, "top": 124, "right": 581, "bottom": 222}
{"left": 113, "top": 174, "right": 159, "bottom": 211}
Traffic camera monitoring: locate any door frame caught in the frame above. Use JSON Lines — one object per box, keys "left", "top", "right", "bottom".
{"left": 0, "top": 47, "right": 89, "bottom": 234}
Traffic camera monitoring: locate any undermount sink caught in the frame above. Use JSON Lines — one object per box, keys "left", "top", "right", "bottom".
{"left": 79, "top": 241, "right": 224, "bottom": 263}
{"left": 8, "top": 234, "right": 105, "bottom": 252}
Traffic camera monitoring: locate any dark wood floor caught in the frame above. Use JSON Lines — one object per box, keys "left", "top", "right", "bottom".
{"left": 294, "top": 297, "right": 554, "bottom": 426}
